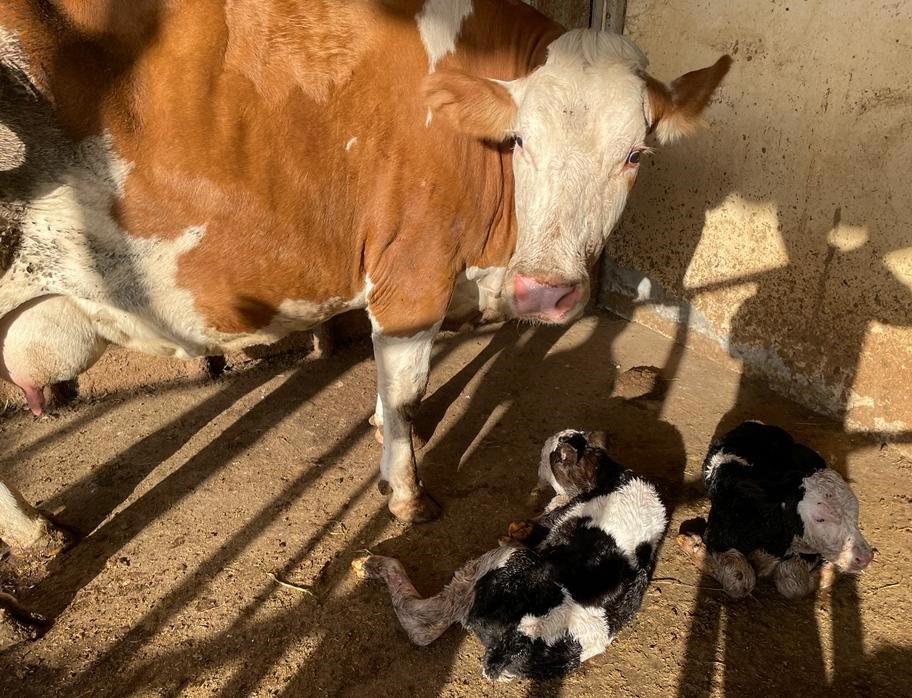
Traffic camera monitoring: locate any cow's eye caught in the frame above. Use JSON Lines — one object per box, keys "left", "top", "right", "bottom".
{"left": 626, "top": 149, "right": 642, "bottom": 165}
{"left": 513, "top": 135, "right": 523, "bottom": 149}
{"left": 814, "top": 517, "right": 826, "bottom": 523}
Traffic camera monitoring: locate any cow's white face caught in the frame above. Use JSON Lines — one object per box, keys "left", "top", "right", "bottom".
{"left": 425, "top": 30, "right": 730, "bottom": 324}
{"left": 504, "top": 34, "right": 650, "bottom": 323}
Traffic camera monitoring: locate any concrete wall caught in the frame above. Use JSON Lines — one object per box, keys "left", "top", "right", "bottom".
{"left": 601, "top": 0, "right": 912, "bottom": 444}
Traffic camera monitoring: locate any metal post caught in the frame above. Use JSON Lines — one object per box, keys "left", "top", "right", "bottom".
{"left": 590, "top": 0, "right": 627, "bottom": 33}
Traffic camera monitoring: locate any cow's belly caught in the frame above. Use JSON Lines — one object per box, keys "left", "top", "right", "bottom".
{"left": 1, "top": 134, "right": 366, "bottom": 360}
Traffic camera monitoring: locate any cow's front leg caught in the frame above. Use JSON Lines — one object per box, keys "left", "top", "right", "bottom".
{"left": 372, "top": 324, "right": 442, "bottom": 523}
{"left": 0, "top": 477, "right": 75, "bottom": 568}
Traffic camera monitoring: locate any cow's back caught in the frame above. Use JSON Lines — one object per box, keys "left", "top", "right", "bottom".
{"left": 0, "top": 0, "right": 555, "bottom": 348}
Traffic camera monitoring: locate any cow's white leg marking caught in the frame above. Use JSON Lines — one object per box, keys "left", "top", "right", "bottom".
{"left": 0, "top": 476, "right": 74, "bottom": 568}
{"left": 0, "top": 478, "right": 47, "bottom": 550}
{"left": 416, "top": 0, "right": 473, "bottom": 73}
{"left": 371, "top": 322, "right": 442, "bottom": 522}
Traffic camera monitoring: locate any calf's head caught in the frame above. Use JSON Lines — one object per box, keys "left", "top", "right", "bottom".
{"left": 425, "top": 30, "right": 730, "bottom": 323}
{"left": 797, "top": 469, "right": 873, "bottom": 573}
{"left": 539, "top": 428, "right": 618, "bottom": 498}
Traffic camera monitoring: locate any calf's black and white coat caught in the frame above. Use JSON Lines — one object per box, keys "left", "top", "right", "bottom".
{"left": 678, "top": 421, "right": 873, "bottom": 599}
{"left": 353, "top": 430, "right": 667, "bottom": 681}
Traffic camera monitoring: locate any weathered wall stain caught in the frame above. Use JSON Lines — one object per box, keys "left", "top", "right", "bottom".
{"left": 603, "top": 0, "right": 912, "bottom": 447}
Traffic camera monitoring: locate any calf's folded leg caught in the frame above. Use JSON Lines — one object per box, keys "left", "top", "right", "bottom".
{"left": 676, "top": 532, "right": 756, "bottom": 598}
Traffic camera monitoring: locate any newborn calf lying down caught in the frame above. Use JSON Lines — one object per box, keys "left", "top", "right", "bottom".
{"left": 354, "top": 430, "right": 667, "bottom": 681}
{"left": 677, "top": 421, "right": 873, "bottom": 599}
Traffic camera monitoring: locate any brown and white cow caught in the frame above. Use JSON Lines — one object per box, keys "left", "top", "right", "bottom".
{"left": 0, "top": 0, "right": 729, "bottom": 562}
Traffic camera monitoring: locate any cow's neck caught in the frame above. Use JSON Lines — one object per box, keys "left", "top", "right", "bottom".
{"left": 450, "top": 2, "right": 562, "bottom": 272}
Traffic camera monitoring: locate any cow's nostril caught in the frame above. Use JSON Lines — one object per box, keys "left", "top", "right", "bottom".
{"left": 511, "top": 275, "right": 583, "bottom": 320}
{"left": 555, "top": 285, "right": 581, "bottom": 312}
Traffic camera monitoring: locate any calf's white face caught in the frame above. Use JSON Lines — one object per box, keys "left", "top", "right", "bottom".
{"left": 424, "top": 30, "right": 731, "bottom": 323}
{"left": 797, "top": 469, "right": 873, "bottom": 573}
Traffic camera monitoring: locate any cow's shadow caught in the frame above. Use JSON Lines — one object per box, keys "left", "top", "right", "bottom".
{"left": 7, "top": 342, "right": 369, "bottom": 617}
{"left": 265, "top": 315, "right": 689, "bottom": 698}
{"left": 20, "top": 314, "right": 688, "bottom": 698}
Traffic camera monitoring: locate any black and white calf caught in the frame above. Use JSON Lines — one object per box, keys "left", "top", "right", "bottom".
{"left": 353, "top": 430, "right": 667, "bottom": 681}
{"left": 677, "top": 421, "right": 873, "bottom": 599}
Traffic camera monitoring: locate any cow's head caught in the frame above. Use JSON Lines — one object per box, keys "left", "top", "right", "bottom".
{"left": 425, "top": 30, "right": 730, "bottom": 323}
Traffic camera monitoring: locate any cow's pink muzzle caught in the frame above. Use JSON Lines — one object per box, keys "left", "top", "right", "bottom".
{"left": 511, "top": 274, "right": 584, "bottom": 323}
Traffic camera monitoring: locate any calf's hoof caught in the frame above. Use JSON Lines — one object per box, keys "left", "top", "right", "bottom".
{"left": 773, "top": 557, "right": 817, "bottom": 599}
{"left": 351, "top": 555, "right": 380, "bottom": 580}
{"left": 716, "top": 550, "right": 756, "bottom": 599}
{"left": 507, "top": 520, "right": 535, "bottom": 543}
{"left": 675, "top": 532, "right": 708, "bottom": 566}
{"left": 388, "top": 491, "right": 441, "bottom": 524}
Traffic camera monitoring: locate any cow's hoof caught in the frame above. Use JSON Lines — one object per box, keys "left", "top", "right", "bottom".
{"left": 17, "top": 515, "right": 78, "bottom": 561}
{"left": 748, "top": 549, "right": 780, "bottom": 578}
{"left": 9, "top": 515, "right": 78, "bottom": 566}
{"left": 389, "top": 492, "right": 441, "bottom": 524}
{"left": 507, "top": 520, "right": 535, "bottom": 542}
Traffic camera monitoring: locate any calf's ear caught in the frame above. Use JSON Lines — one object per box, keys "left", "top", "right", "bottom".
{"left": 424, "top": 70, "right": 518, "bottom": 141}
{"left": 586, "top": 430, "right": 610, "bottom": 451}
{"left": 646, "top": 55, "right": 732, "bottom": 144}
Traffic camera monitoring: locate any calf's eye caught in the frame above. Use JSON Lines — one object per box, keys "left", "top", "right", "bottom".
{"left": 513, "top": 136, "right": 523, "bottom": 149}
{"left": 626, "top": 149, "right": 641, "bottom": 165}
{"left": 814, "top": 516, "right": 826, "bottom": 523}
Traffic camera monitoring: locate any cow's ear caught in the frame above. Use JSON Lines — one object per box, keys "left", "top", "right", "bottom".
{"left": 646, "top": 55, "right": 731, "bottom": 144}
{"left": 424, "top": 70, "right": 518, "bottom": 141}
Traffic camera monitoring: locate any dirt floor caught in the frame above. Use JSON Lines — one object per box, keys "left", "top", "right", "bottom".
{"left": 0, "top": 311, "right": 909, "bottom": 697}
